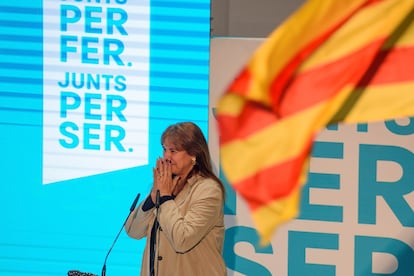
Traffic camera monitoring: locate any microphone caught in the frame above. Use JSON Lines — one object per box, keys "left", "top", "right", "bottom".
{"left": 130, "top": 192, "right": 141, "bottom": 212}
{"left": 101, "top": 192, "right": 141, "bottom": 276}
{"left": 155, "top": 189, "right": 160, "bottom": 209}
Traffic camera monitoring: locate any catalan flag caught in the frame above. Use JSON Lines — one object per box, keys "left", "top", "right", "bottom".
{"left": 217, "top": 0, "right": 414, "bottom": 245}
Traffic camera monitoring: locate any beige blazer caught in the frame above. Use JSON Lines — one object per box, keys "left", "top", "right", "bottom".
{"left": 125, "top": 174, "right": 227, "bottom": 276}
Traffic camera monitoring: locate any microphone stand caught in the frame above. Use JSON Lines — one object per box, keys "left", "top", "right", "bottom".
{"left": 101, "top": 193, "right": 141, "bottom": 276}
{"left": 154, "top": 190, "right": 160, "bottom": 276}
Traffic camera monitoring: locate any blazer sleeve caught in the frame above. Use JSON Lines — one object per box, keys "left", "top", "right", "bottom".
{"left": 125, "top": 195, "right": 156, "bottom": 240}
{"left": 158, "top": 178, "right": 223, "bottom": 253}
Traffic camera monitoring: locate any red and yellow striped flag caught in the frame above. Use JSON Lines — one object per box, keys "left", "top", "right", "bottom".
{"left": 217, "top": 0, "right": 414, "bottom": 245}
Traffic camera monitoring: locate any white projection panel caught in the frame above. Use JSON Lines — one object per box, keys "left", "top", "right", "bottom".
{"left": 42, "top": 1, "right": 150, "bottom": 184}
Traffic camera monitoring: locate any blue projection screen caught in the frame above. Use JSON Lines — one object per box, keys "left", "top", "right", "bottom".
{"left": 0, "top": 0, "right": 211, "bottom": 275}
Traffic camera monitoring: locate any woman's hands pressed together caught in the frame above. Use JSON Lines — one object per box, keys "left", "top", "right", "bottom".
{"left": 151, "top": 158, "right": 180, "bottom": 203}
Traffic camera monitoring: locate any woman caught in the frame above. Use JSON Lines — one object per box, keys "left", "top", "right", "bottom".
{"left": 125, "top": 122, "right": 227, "bottom": 276}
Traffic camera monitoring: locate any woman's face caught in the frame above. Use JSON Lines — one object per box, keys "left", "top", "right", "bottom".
{"left": 162, "top": 138, "right": 195, "bottom": 178}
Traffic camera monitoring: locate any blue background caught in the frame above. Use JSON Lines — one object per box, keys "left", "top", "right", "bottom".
{"left": 0, "top": 0, "right": 211, "bottom": 275}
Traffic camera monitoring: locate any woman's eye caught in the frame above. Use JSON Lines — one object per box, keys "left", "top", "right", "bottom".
{"left": 162, "top": 146, "right": 178, "bottom": 154}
